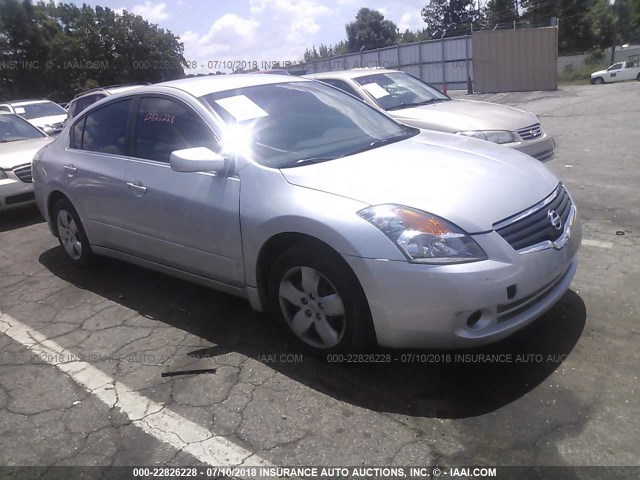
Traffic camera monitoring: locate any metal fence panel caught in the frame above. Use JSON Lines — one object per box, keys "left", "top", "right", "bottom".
{"left": 300, "top": 30, "right": 554, "bottom": 93}
{"left": 472, "top": 27, "right": 557, "bottom": 93}
{"left": 299, "top": 35, "right": 473, "bottom": 90}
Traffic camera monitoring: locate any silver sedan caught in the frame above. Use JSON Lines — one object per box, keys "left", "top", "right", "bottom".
{"left": 33, "top": 74, "right": 580, "bottom": 353}
{"left": 306, "top": 69, "right": 555, "bottom": 161}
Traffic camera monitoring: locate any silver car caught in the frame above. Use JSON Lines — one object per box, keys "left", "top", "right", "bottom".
{"left": 306, "top": 69, "right": 555, "bottom": 161}
{"left": 33, "top": 75, "right": 581, "bottom": 353}
{"left": 0, "top": 113, "right": 53, "bottom": 212}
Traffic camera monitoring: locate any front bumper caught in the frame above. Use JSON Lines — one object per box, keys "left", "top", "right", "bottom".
{"left": 510, "top": 133, "right": 555, "bottom": 162}
{"left": 0, "top": 172, "right": 35, "bottom": 212}
{"left": 344, "top": 215, "right": 581, "bottom": 349}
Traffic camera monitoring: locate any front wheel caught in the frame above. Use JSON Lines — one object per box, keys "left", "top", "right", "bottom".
{"left": 593, "top": 77, "right": 604, "bottom": 85}
{"left": 268, "top": 245, "right": 375, "bottom": 354}
{"left": 53, "top": 198, "right": 96, "bottom": 268}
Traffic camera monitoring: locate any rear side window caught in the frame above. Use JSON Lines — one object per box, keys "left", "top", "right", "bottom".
{"left": 0, "top": 105, "right": 11, "bottom": 112}
{"left": 72, "top": 94, "right": 104, "bottom": 117}
{"left": 133, "top": 97, "right": 217, "bottom": 163}
{"left": 76, "top": 99, "right": 131, "bottom": 155}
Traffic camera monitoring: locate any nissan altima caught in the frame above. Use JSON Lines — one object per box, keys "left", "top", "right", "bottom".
{"left": 33, "top": 74, "right": 581, "bottom": 353}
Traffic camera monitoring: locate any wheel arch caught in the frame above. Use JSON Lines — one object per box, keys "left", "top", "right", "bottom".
{"left": 256, "top": 233, "right": 339, "bottom": 313}
{"left": 256, "top": 231, "right": 378, "bottom": 347}
{"left": 47, "top": 190, "right": 72, "bottom": 236}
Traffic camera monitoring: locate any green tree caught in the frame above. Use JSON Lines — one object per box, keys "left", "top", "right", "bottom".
{"left": 421, "top": 0, "right": 482, "bottom": 38}
{"left": 399, "top": 28, "right": 430, "bottom": 44}
{"left": 483, "top": 0, "right": 519, "bottom": 28}
{"left": 0, "top": 0, "right": 185, "bottom": 101}
{"left": 345, "top": 7, "right": 399, "bottom": 52}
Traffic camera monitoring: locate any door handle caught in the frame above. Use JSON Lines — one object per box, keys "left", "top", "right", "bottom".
{"left": 63, "top": 164, "right": 77, "bottom": 176}
{"left": 127, "top": 181, "right": 147, "bottom": 194}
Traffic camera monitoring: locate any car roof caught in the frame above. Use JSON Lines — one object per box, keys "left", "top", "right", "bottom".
{"left": 72, "top": 84, "right": 150, "bottom": 100}
{"left": 157, "top": 74, "right": 308, "bottom": 98}
{"left": 305, "top": 69, "right": 401, "bottom": 80}
{"left": 7, "top": 99, "right": 54, "bottom": 106}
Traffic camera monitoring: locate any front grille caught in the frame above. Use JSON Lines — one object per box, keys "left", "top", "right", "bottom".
{"left": 517, "top": 123, "right": 543, "bottom": 141}
{"left": 494, "top": 185, "right": 572, "bottom": 251}
{"left": 51, "top": 122, "right": 64, "bottom": 132}
{"left": 13, "top": 164, "right": 32, "bottom": 183}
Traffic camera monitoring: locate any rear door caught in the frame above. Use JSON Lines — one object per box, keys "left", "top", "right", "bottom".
{"left": 119, "top": 95, "right": 244, "bottom": 285}
{"left": 65, "top": 98, "right": 133, "bottom": 248}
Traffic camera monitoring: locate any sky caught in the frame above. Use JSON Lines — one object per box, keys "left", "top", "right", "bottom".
{"left": 61, "top": 1, "right": 429, "bottom": 71}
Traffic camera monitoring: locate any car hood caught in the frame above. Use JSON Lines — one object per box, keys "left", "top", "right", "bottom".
{"left": 27, "top": 114, "right": 67, "bottom": 128}
{"left": 388, "top": 99, "right": 538, "bottom": 133}
{"left": 0, "top": 137, "right": 53, "bottom": 169}
{"left": 590, "top": 69, "right": 607, "bottom": 77}
{"left": 280, "top": 130, "right": 559, "bottom": 233}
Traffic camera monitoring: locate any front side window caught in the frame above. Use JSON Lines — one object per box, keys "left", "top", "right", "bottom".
{"left": 13, "top": 101, "right": 67, "bottom": 119}
{"left": 200, "top": 81, "right": 417, "bottom": 168}
{"left": 133, "top": 97, "right": 218, "bottom": 163}
{"left": 354, "top": 72, "right": 449, "bottom": 111}
{"left": 0, "top": 114, "right": 46, "bottom": 142}
{"left": 609, "top": 63, "right": 622, "bottom": 71}
{"left": 80, "top": 99, "right": 131, "bottom": 155}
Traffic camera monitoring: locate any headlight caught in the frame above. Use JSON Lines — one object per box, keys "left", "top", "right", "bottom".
{"left": 457, "top": 130, "right": 515, "bottom": 144}
{"left": 0, "top": 169, "right": 7, "bottom": 180}
{"left": 358, "top": 205, "right": 487, "bottom": 264}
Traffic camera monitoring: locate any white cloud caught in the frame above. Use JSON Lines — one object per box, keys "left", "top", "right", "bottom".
{"left": 181, "top": 0, "right": 333, "bottom": 72}
{"left": 399, "top": 11, "right": 425, "bottom": 32}
{"left": 131, "top": 1, "right": 169, "bottom": 23}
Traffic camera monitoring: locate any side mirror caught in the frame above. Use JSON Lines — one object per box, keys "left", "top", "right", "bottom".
{"left": 169, "top": 147, "right": 226, "bottom": 174}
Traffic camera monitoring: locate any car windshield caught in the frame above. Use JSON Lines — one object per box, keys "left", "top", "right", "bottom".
{"left": 0, "top": 114, "right": 46, "bottom": 142}
{"left": 200, "top": 81, "right": 418, "bottom": 168}
{"left": 354, "top": 72, "right": 450, "bottom": 111}
{"left": 14, "top": 101, "right": 66, "bottom": 119}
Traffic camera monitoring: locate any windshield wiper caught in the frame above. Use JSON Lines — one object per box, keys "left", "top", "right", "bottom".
{"left": 385, "top": 99, "right": 446, "bottom": 111}
{"left": 0, "top": 138, "right": 25, "bottom": 143}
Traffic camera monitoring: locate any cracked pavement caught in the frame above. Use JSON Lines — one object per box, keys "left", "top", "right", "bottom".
{"left": 0, "top": 83, "right": 639, "bottom": 470}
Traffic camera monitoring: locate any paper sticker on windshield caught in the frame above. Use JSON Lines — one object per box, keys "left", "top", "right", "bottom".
{"left": 361, "top": 83, "right": 390, "bottom": 99}
{"left": 14, "top": 107, "right": 26, "bottom": 114}
{"left": 214, "top": 95, "right": 268, "bottom": 122}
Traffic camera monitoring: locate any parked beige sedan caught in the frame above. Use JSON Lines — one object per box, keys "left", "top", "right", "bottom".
{"left": 306, "top": 69, "right": 555, "bottom": 161}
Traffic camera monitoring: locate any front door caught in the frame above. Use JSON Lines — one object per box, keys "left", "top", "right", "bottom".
{"left": 118, "top": 95, "right": 244, "bottom": 285}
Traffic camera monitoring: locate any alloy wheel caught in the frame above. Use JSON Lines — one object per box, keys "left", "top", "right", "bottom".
{"left": 278, "top": 266, "right": 346, "bottom": 349}
{"left": 57, "top": 209, "right": 83, "bottom": 260}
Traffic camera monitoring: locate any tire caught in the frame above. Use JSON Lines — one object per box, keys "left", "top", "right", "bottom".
{"left": 52, "top": 198, "right": 96, "bottom": 268}
{"left": 268, "top": 245, "right": 375, "bottom": 355}
{"left": 636, "top": 73, "right": 640, "bottom": 81}
{"left": 594, "top": 77, "right": 604, "bottom": 85}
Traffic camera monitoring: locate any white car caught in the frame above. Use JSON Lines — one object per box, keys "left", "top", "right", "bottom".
{"left": 0, "top": 99, "right": 67, "bottom": 135}
{"left": 591, "top": 61, "right": 640, "bottom": 84}
{"left": 0, "top": 113, "right": 53, "bottom": 211}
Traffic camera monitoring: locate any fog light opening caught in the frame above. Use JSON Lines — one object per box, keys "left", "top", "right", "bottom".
{"left": 466, "top": 310, "right": 482, "bottom": 328}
